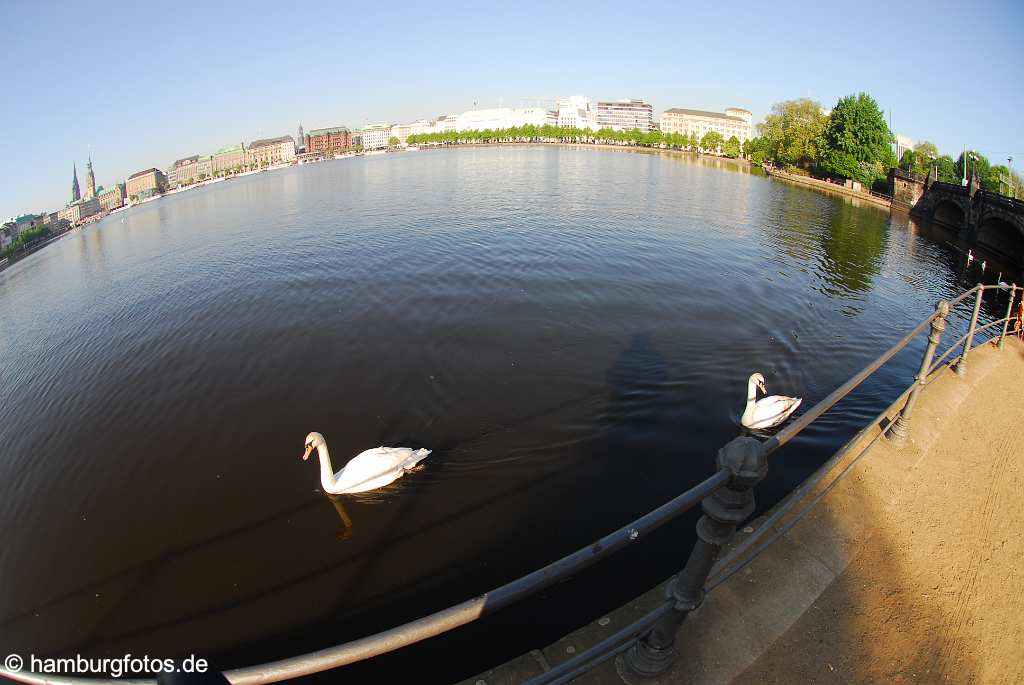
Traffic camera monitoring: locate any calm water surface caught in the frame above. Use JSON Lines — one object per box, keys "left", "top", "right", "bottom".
{"left": 0, "top": 147, "right": 1008, "bottom": 682}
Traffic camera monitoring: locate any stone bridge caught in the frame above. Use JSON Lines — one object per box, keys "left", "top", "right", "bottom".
{"left": 891, "top": 169, "right": 1024, "bottom": 277}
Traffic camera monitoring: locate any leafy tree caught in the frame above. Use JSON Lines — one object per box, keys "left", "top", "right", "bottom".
{"left": 899, "top": 149, "right": 917, "bottom": 173}
{"left": 700, "top": 131, "right": 724, "bottom": 152}
{"left": 935, "top": 155, "right": 958, "bottom": 184}
{"left": 388, "top": 136, "right": 400, "bottom": 148}
{"left": 1, "top": 225, "right": 50, "bottom": 258}
{"left": 899, "top": 142, "right": 942, "bottom": 178}
{"left": 723, "top": 136, "right": 741, "bottom": 158}
{"left": 987, "top": 164, "right": 1017, "bottom": 196}
{"left": 756, "top": 98, "right": 827, "bottom": 168}
{"left": 954, "top": 150, "right": 990, "bottom": 188}
{"left": 817, "top": 93, "right": 894, "bottom": 186}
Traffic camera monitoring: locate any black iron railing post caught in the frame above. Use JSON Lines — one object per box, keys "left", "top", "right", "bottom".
{"left": 956, "top": 286, "right": 984, "bottom": 377}
{"left": 889, "top": 300, "right": 949, "bottom": 444}
{"left": 624, "top": 437, "right": 766, "bottom": 677}
{"left": 999, "top": 285, "right": 1017, "bottom": 350}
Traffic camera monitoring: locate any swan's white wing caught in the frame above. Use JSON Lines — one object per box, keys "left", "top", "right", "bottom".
{"left": 333, "top": 447, "right": 431, "bottom": 494}
{"left": 334, "top": 448, "right": 409, "bottom": 493}
{"left": 750, "top": 396, "right": 802, "bottom": 429}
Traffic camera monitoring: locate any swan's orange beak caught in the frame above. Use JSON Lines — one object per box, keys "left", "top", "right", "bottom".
{"left": 301, "top": 444, "right": 313, "bottom": 461}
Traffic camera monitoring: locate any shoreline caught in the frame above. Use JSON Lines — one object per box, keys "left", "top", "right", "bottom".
{"left": 765, "top": 167, "right": 892, "bottom": 209}
{"left": 408, "top": 140, "right": 754, "bottom": 165}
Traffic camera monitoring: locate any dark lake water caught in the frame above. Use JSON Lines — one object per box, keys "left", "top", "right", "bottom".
{"left": 0, "top": 147, "right": 1012, "bottom": 683}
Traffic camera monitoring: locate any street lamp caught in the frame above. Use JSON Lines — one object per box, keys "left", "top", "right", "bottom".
{"left": 929, "top": 152, "right": 937, "bottom": 180}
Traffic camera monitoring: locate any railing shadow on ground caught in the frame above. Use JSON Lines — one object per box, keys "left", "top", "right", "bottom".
{"left": 1, "top": 284, "right": 1020, "bottom": 685}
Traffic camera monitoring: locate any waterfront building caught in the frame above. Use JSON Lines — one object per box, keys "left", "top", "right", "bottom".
{"left": 84, "top": 157, "right": 97, "bottom": 199}
{"left": 305, "top": 126, "right": 352, "bottom": 156}
{"left": 408, "top": 119, "right": 435, "bottom": 137}
{"left": 595, "top": 99, "right": 654, "bottom": 132}
{"left": 659, "top": 107, "right": 753, "bottom": 144}
{"left": 126, "top": 168, "right": 168, "bottom": 200}
{"left": 356, "top": 124, "right": 393, "bottom": 150}
{"left": 390, "top": 122, "right": 414, "bottom": 145}
{"left": 456, "top": 107, "right": 553, "bottom": 132}
{"left": 894, "top": 134, "right": 914, "bottom": 164}
{"left": 297, "top": 124, "right": 305, "bottom": 152}
{"left": 57, "top": 197, "right": 101, "bottom": 225}
{"left": 3, "top": 213, "right": 44, "bottom": 245}
{"left": 197, "top": 155, "right": 212, "bottom": 179}
{"left": 168, "top": 155, "right": 199, "bottom": 186}
{"left": 98, "top": 184, "right": 126, "bottom": 212}
{"left": 212, "top": 144, "right": 246, "bottom": 175}
{"left": 246, "top": 136, "right": 296, "bottom": 166}
{"left": 556, "top": 96, "right": 599, "bottom": 130}
{"left": 427, "top": 114, "right": 459, "bottom": 134}
{"left": 71, "top": 164, "right": 81, "bottom": 202}
{"left": 390, "top": 119, "right": 436, "bottom": 145}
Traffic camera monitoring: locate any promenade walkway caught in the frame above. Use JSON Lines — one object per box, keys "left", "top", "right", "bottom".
{"left": 466, "top": 337, "right": 1023, "bottom": 685}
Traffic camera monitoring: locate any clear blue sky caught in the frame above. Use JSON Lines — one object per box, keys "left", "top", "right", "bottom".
{"left": 2, "top": 0, "right": 1022, "bottom": 219}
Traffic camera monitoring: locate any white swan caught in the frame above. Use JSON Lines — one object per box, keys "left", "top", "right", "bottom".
{"left": 741, "top": 373, "right": 802, "bottom": 430}
{"left": 301, "top": 432, "right": 431, "bottom": 494}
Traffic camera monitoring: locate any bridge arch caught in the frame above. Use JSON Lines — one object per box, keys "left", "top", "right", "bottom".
{"left": 975, "top": 211, "right": 1024, "bottom": 264}
{"left": 932, "top": 199, "right": 966, "bottom": 230}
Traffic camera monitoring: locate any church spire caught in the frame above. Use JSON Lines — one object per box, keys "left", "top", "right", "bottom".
{"left": 72, "top": 164, "right": 81, "bottom": 202}
{"left": 85, "top": 156, "right": 96, "bottom": 199}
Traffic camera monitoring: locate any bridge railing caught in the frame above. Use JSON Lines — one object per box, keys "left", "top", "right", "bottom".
{"left": 976, "top": 189, "right": 1024, "bottom": 212}
{"left": 2, "top": 284, "right": 1020, "bottom": 685}
{"left": 930, "top": 180, "right": 967, "bottom": 194}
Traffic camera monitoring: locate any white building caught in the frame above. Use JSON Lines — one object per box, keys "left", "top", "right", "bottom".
{"left": 556, "top": 96, "right": 599, "bottom": 130}
{"left": 659, "top": 107, "right": 753, "bottom": 144}
{"left": 391, "top": 122, "right": 413, "bottom": 145}
{"left": 280, "top": 138, "right": 296, "bottom": 162}
{"left": 433, "top": 114, "right": 459, "bottom": 133}
{"left": 595, "top": 99, "right": 654, "bottom": 132}
{"left": 358, "top": 123, "right": 393, "bottom": 150}
{"left": 893, "top": 134, "right": 914, "bottom": 163}
{"left": 456, "top": 107, "right": 554, "bottom": 132}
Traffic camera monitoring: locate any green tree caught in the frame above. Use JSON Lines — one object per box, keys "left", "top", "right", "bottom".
{"left": 1, "top": 224, "right": 50, "bottom": 258}
{"left": 935, "top": 155, "right": 958, "bottom": 184}
{"left": 756, "top": 98, "right": 827, "bottom": 168}
{"left": 700, "top": 131, "right": 724, "bottom": 152}
{"left": 909, "top": 141, "right": 940, "bottom": 177}
{"left": 817, "top": 93, "right": 894, "bottom": 186}
{"left": 388, "top": 136, "right": 400, "bottom": 148}
{"left": 899, "top": 149, "right": 917, "bottom": 173}
{"left": 722, "top": 136, "right": 741, "bottom": 158}
{"left": 954, "top": 150, "right": 991, "bottom": 188}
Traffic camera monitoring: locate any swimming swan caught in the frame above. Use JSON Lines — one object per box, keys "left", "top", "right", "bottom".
{"left": 301, "top": 432, "right": 431, "bottom": 494}
{"left": 741, "top": 373, "right": 802, "bottom": 430}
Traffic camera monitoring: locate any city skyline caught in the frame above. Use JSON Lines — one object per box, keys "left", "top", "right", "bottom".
{"left": 3, "top": 0, "right": 1023, "bottom": 219}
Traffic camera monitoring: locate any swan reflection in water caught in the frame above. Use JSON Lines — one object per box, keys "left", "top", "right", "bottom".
{"left": 327, "top": 496, "right": 354, "bottom": 541}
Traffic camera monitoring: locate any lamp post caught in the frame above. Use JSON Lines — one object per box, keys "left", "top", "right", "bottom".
{"left": 929, "top": 152, "right": 937, "bottom": 181}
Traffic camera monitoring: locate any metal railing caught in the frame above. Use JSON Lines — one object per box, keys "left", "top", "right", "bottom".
{"left": 2, "top": 284, "right": 1020, "bottom": 685}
